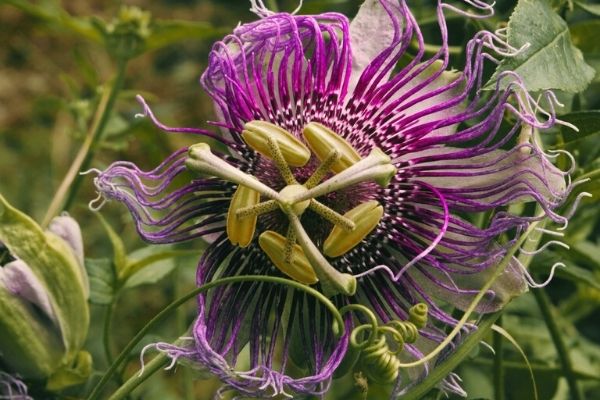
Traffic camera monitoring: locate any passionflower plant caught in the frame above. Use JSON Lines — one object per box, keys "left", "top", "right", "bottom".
{"left": 93, "top": 0, "right": 572, "bottom": 397}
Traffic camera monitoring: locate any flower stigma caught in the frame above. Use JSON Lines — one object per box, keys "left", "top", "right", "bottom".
{"left": 185, "top": 120, "right": 397, "bottom": 297}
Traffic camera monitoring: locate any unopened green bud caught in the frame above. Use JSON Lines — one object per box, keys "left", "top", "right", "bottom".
{"left": 0, "top": 195, "right": 90, "bottom": 389}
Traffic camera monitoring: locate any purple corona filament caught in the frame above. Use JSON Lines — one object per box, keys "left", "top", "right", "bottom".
{"left": 94, "top": 0, "right": 571, "bottom": 397}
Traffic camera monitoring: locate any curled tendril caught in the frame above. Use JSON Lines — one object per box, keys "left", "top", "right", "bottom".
{"left": 341, "top": 303, "right": 429, "bottom": 384}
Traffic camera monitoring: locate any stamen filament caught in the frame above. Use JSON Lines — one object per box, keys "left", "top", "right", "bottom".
{"left": 236, "top": 200, "right": 279, "bottom": 219}
{"left": 284, "top": 225, "right": 297, "bottom": 264}
{"left": 287, "top": 213, "right": 357, "bottom": 297}
{"left": 187, "top": 143, "right": 282, "bottom": 201}
{"left": 266, "top": 136, "right": 298, "bottom": 185}
{"left": 304, "top": 150, "right": 340, "bottom": 189}
{"left": 309, "top": 200, "right": 356, "bottom": 232}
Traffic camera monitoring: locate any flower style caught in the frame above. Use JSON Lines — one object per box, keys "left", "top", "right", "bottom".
{"left": 94, "top": 0, "right": 571, "bottom": 397}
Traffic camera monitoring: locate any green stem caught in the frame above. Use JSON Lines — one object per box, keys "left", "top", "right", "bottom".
{"left": 265, "top": 0, "right": 279, "bottom": 12}
{"left": 471, "top": 358, "right": 600, "bottom": 381}
{"left": 103, "top": 300, "right": 117, "bottom": 367}
{"left": 107, "top": 353, "right": 169, "bottom": 400}
{"left": 86, "top": 275, "right": 343, "bottom": 400}
{"left": 532, "top": 287, "right": 584, "bottom": 400}
{"left": 42, "top": 58, "right": 128, "bottom": 226}
{"left": 175, "top": 267, "right": 194, "bottom": 400}
{"left": 493, "top": 315, "right": 505, "bottom": 400}
{"left": 401, "top": 313, "right": 501, "bottom": 400}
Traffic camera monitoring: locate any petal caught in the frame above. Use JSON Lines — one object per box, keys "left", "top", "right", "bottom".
{"left": 0, "top": 259, "right": 58, "bottom": 328}
{"left": 47, "top": 214, "right": 84, "bottom": 267}
{"left": 348, "top": 0, "right": 399, "bottom": 90}
{"left": 406, "top": 147, "right": 567, "bottom": 209}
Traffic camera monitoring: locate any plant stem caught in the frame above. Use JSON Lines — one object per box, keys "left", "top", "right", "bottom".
{"left": 107, "top": 353, "right": 169, "bottom": 400}
{"left": 103, "top": 300, "right": 117, "bottom": 366}
{"left": 401, "top": 313, "right": 501, "bottom": 400}
{"left": 471, "top": 358, "right": 600, "bottom": 381}
{"left": 493, "top": 315, "right": 505, "bottom": 400}
{"left": 532, "top": 287, "right": 584, "bottom": 400}
{"left": 86, "top": 275, "right": 343, "bottom": 400}
{"left": 42, "top": 58, "right": 128, "bottom": 227}
{"left": 265, "top": 0, "right": 279, "bottom": 12}
{"left": 176, "top": 267, "right": 195, "bottom": 400}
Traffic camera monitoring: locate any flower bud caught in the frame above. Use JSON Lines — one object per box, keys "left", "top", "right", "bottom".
{"left": 0, "top": 195, "right": 90, "bottom": 389}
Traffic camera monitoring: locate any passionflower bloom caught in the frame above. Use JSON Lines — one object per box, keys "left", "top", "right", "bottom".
{"left": 94, "top": 0, "right": 572, "bottom": 397}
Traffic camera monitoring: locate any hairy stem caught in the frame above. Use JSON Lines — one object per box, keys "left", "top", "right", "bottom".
{"left": 43, "top": 59, "right": 128, "bottom": 226}
{"left": 107, "top": 353, "right": 169, "bottom": 400}
{"left": 493, "top": 315, "right": 505, "bottom": 400}
{"left": 532, "top": 287, "right": 583, "bottom": 400}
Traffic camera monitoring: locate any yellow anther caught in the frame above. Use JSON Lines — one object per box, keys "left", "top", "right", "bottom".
{"left": 259, "top": 230, "right": 318, "bottom": 285}
{"left": 226, "top": 185, "right": 260, "bottom": 247}
{"left": 242, "top": 120, "right": 311, "bottom": 167}
{"left": 323, "top": 200, "right": 384, "bottom": 258}
{"left": 302, "top": 122, "right": 361, "bottom": 174}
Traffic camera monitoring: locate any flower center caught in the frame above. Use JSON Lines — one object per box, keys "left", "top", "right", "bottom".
{"left": 185, "top": 121, "right": 396, "bottom": 297}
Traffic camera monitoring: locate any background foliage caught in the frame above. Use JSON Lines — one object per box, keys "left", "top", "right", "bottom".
{"left": 0, "top": 0, "right": 599, "bottom": 399}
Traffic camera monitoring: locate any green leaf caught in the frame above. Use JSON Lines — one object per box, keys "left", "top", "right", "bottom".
{"left": 95, "top": 213, "right": 128, "bottom": 273}
{"left": 486, "top": 0, "right": 595, "bottom": 92}
{"left": 145, "top": 20, "right": 225, "bottom": 52}
{"left": 570, "top": 20, "right": 600, "bottom": 56}
{"left": 122, "top": 246, "right": 196, "bottom": 288}
{"left": 559, "top": 111, "right": 600, "bottom": 143}
{"left": 85, "top": 258, "right": 116, "bottom": 305}
{"left": 574, "top": 1, "right": 600, "bottom": 17}
{"left": 0, "top": 195, "right": 89, "bottom": 365}
{"left": 3, "top": 0, "right": 101, "bottom": 42}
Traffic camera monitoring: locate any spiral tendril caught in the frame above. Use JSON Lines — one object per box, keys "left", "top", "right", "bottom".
{"left": 343, "top": 303, "right": 429, "bottom": 384}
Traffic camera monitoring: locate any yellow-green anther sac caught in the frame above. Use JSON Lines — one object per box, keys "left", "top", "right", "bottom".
{"left": 303, "top": 122, "right": 361, "bottom": 173}
{"left": 288, "top": 213, "right": 357, "bottom": 297}
{"left": 227, "top": 185, "right": 260, "bottom": 247}
{"left": 186, "top": 143, "right": 282, "bottom": 201}
{"left": 242, "top": 120, "right": 311, "bottom": 167}
{"left": 258, "top": 231, "right": 318, "bottom": 285}
{"left": 323, "top": 200, "right": 384, "bottom": 258}
{"left": 291, "top": 148, "right": 396, "bottom": 204}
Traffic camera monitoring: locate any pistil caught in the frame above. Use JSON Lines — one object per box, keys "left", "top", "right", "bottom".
{"left": 186, "top": 121, "right": 394, "bottom": 297}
